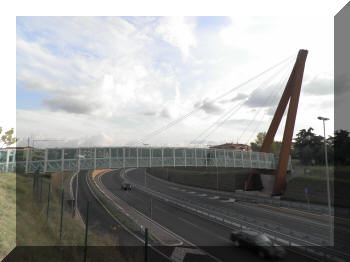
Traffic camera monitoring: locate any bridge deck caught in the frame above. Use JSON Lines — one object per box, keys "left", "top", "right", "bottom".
{"left": 0, "top": 147, "right": 291, "bottom": 173}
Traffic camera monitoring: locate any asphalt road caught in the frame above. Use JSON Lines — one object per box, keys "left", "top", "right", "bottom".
{"left": 72, "top": 170, "right": 182, "bottom": 262}
{"left": 100, "top": 169, "right": 317, "bottom": 262}
{"left": 124, "top": 169, "right": 350, "bottom": 251}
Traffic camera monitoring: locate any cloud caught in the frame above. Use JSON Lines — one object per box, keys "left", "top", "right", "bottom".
{"left": 220, "top": 92, "right": 248, "bottom": 104}
{"left": 155, "top": 17, "right": 196, "bottom": 60}
{"left": 195, "top": 99, "right": 223, "bottom": 114}
{"left": 245, "top": 84, "right": 282, "bottom": 108}
{"left": 15, "top": 16, "right": 334, "bottom": 147}
{"left": 42, "top": 96, "right": 98, "bottom": 114}
{"left": 221, "top": 118, "right": 263, "bottom": 127}
{"left": 303, "top": 74, "right": 334, "bottom": 95}
{"left": 160, "top": 108, "right": 172, "bottom": 118}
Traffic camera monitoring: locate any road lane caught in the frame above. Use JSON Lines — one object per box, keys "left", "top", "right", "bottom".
{"left": 125, "top": 168, "right": 331, "bottom": 243}
{"left": 100, "top": 169, "right": 316, "bottom": 262}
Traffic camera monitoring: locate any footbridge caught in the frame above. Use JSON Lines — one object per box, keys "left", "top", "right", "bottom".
{"left": 0, "top": 147, "right": 291, "bottom": 173}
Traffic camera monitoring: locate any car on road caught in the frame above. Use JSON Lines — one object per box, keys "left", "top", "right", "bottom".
{"left": 230, "top": 230, "right": 286, "bottom": 259}
{"left": 121, "top": 182, "right": 132, "bottom": 190}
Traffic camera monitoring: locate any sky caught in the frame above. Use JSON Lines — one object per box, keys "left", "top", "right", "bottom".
{"left": 1, "top": 1, "right": 345, "bottom": 148}
{"left": 13, "top": 16, "right": 336, "bottom": 148}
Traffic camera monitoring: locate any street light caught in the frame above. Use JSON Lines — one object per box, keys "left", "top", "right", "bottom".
{"left": 317, "top": 116, "right": 333, "bottom": 245}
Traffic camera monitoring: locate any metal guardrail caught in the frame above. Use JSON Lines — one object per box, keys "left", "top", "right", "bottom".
{"left": 129, "top": 182, "right": 349, "bottom": 262}
{"left": 0, "top": 147, "right": 292, "bottom": 173}
{"left": 85, "top": 171, "right": 178, "bottom": 262}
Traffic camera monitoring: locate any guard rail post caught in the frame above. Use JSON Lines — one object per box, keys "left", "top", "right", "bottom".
{"left": 145, "top": 228, "right": 149, "bottom": 262}
{"left": 59, "top": 189, "right": 64, "bottom": 240}
{"left": 46, "top": 182, "right": 51, "bottom": 221}
{"left": 84, "top": 200, "right": 90, "bottom": 262}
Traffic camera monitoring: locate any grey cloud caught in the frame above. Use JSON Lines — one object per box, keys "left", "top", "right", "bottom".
{"left": 42, "top": 96, "right": 97, "bottom": 114}
{"left": 139, "top": 108, "right": 172, "bottom": 119}
{"left": 160, "top": 108, "right": 171, "bottom": 118}
{"left": 141, "top": 110, "right": 157, "bottom": 116}
{"left": 266, "top": 106, "right": 276, "bottom": 116}
{"left": 303, "top": 77, "right": 333, "bottom": 95}
{"left": 245, "top": 85, "right": 280, "bottom": 108}
{"left": 220, "top": 93, "right": 248, "bottom": 104}
{"left": 195, "top": 99, "right": 223, "bottom": 114}
{"left": 221, "top": 118, "right": 264, "bottom": 127}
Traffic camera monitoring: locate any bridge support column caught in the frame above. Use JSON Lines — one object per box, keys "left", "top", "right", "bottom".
{"left": 245, "top": 49, "right": 308, "bottom": 195}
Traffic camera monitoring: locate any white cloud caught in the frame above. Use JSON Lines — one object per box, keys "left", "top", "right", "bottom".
{"left": 15, "top": 16, "right": 334, "bottom": 147}
{"left": 155, "top": 16, "right": 196, "bottom": 60}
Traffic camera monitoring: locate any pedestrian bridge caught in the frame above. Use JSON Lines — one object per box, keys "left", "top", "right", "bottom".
{"left": 0, "top": 147, "right": 291, "bottom": 173}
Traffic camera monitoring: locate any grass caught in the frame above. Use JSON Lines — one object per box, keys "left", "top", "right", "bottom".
{"left": 0, "top": 173, "right": 16, "bottom": 261}
{"left": 0, "top": 171, "right": 127, "bottom": 262}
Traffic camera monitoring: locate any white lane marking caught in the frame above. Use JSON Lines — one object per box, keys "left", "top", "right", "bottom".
{"left": 119, "top": 170, "right": 223, "bottom": 262}
{"left": 221, "top": 198, "right": 236, "bottom": 203}
{"left": 171, "top": 247, "right": 205, "bottom": 262}
{"left": 198, "top": 194, "right": 207, "bottom": 197}
{"left": 177, "top": 217, "right": 230, "bottom": 243}
{"left": 124, "top": 169, "right": 331, "bottom": 243}
{"left": 209, "top": 196, "right": 220, "bottom": 199}
{"left": 187, "top": 191, "right": 196, "bottom": 194}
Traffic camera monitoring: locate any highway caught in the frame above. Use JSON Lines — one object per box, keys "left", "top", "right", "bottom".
{"left": 73, "top": 171, "right": 186, "bottom": 262}
{"left": 97, "top": 168, "right": 318, "bottom": 262}
{"left": 122, "top": 169, "right": 332, "bottom": 244}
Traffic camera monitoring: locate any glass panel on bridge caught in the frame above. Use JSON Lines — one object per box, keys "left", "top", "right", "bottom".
{"left": 64, "top": 148, "right": 78, "bottom": 159}
{"left": 48, "top": 149, "right": 62, "bottom": 160}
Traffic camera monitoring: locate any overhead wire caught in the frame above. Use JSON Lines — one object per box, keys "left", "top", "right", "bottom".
{"left": 194, "top": 58, "right": 293, "bottom": 145}
{"left": 243, "top": 59, "right": 294, "bottom": 146}
{"left": 236, "top": 60, "right": 293, "bottom": 143}
{"left": 131, "top": 53, "right": 296, "bottom": 146}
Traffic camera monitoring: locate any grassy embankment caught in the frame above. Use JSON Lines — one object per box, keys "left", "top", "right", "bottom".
{"left": 283, "top": 163, "right": 350, "bottom": 206}
{"left": 0, "top": 173, "right": 16, "bottom": 261}
{"left": 1, "top": 172, "right": 126, "bottom": 262}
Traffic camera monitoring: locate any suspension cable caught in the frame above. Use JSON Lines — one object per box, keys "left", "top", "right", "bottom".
{"left": 131, "top": 53, "right": 296, "bottom": 145}
{"left": 195, "top": 59, "right": 292, "bottom": 145}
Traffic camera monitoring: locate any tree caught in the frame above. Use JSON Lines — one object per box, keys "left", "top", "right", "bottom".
{"left": 250, "top": 132, "right": 266, "bottom": 151}
{"left": 0, "top": 127, "right": 18, "bottom": 148}
{"left": 293, "top": 127, "right": 335, "bottom": 165}
{"left": 250, "top": 132, "right": 282, "bottom": 154}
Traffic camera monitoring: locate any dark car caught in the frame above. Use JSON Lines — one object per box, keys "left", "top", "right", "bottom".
{"left": 230, "top": 230, "right": 286, "bottom": 259}
{"left": 121, "top": 182, "right": 132, "bottom": 190}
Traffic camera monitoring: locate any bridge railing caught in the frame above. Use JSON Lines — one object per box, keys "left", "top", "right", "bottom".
{"left": 0, "top": 147, "right": 291, "bottom": 173}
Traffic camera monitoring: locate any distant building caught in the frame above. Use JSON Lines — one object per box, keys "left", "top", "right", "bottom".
{"left": 209, "top": 143, "right": 251, "bottom": 152}
{"left": 5, "top": 146, "right": 33, "bottom": 150}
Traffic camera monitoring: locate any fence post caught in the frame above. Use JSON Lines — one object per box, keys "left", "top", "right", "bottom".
{"left": 40, "top": 176, "right": 43, "bottom": 202}
{"left": 46, "top": 182, "right": 51, "bottom": 221}
{"left": 84, "top": 201, "right": 90, "bottom": 262}
{"left": 144, "top": 228, "right": 148, "bottom": 262}
{"left": 59, "top": 189, "right": 64, "bottom": 240}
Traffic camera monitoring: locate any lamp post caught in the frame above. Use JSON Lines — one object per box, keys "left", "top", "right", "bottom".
{"left": 317, "top": 116, "right": 333, "bottom": 245}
